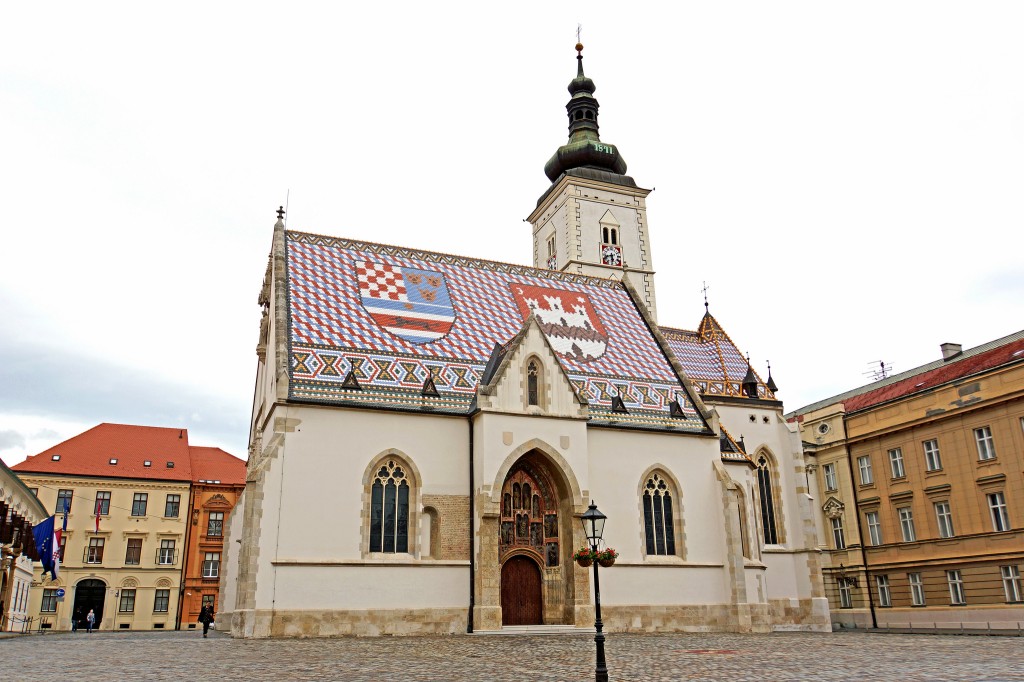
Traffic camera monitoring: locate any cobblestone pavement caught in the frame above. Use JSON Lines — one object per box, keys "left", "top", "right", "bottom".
{"left": 3, "top": 629, "right": 1023, "bottom": 681}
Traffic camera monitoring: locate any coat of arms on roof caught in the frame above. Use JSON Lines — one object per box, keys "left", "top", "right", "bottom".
{"left": 356, "top": 261, "right": 457, "bottom": 344}
{"left": 509, "top": 284, "right": 608, "bottom": 362}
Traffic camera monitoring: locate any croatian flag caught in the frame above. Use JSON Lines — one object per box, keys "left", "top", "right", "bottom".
{"left": 356, "top": 261, "right": 457, "bottom": 344}
{"left": 32, "top": 516, "right": 60, "bottom": 580}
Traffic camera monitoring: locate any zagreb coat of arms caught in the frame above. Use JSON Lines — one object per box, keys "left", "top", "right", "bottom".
{"left": 509, "top": 284, "right": 609, "bottom": 362}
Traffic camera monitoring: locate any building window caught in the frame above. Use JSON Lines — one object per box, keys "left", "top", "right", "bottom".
{"left": 201, "top": 594, "right": 215, "bottom": 611}
{"left": 898, "top": 507, "right": 916, "bottom": 542}
{"left": 988, "top": 492, "right": 1010, "bottom": 532}
{"left": 527, "top": 361, "right": 540, "bottom": 406}
{"left": 947, "top": 570, "right": 966, "bottom": 605}
{"left": 40, "top": 589, "right": 59, "bottom": 612}
{"left": 369, "top": 459, "right": 410, "bottom": 553}
{"left": 95, "top": 491, "right": 111, "bottom": 515}
{"left": 823, "top": 463, "right": 837, "bottom": 492}
{"left": 642, "top": 473, "right": 677, "bottom": 556}
{"left": 165, "top": 494, "right": 180, "bottom": 518}
{"left": 865, "top": 511, "right": 882, "bottom": 545}
{"left": 934, "top": 502, "right": 955, "bottom": 539}
{"left": 58, "top": 535, "right": 67, "bottom": 562}
{"left": 909, "top": 572, "right": 926, "bottom": 606}
{"left": 922, "top": 440, "right": 942, "bottom": 471}
{"left": 55, "top": 489, "right": 73, "bottom": 514}
{"left": 857, "top": 456, "right": 873, "bottom": 485}
{"left": 875, "top": 575, "right": 892, "bottom": 607}
{"left": 131, "top": 493, "right": 148, "bottom": 517}
{"left": 158, "top": 539, "right": 176, "bottom": 565}
{"left": 838, "top": 579, "right": 853, "bottom": 609}
{"left": 756, "top": 455, "right": 780, "bottom": 545}
{"left": 202, "top": 552, "right": 221, "bottom": 578}
{"left": 602, "top": 225, "right": 618, "bottom": 245}
{"left": 207, "top": 512, "right": 224, "bottom": 537}
{"left": 1001, "top": 566, "right": 1022, "bottom": 603}
{"left": 154, "top": 589, "right": 170, "bottom": 613}
{"left": 830, "top": 517, "right": 846, "bottom": 549}
{"left": 119, "top": 589, "right": 136, "bottom": 613}
{"left": 888, "top": 448, "right": 905, "bottom": 479}
{"left": 86, "top": 537, "right": 105, "bottom": 564}
{"left": 974, "top": 426, "right": 996, "bottom": 460}
{"left": 125, "top": 538, "right": 142, "bottom": 565}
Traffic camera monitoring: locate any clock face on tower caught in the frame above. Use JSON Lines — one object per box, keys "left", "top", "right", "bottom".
{"left": 601, "top": 244, "right": 622, "bottom": 267}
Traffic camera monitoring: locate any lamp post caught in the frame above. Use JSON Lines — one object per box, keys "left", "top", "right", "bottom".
{"left": 580, "top": 501, "right": 608, "bottom": 682}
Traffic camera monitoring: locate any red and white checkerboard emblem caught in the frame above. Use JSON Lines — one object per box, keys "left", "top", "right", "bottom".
{"left": 356, "top": 262, "right": 408, "bottom": 301}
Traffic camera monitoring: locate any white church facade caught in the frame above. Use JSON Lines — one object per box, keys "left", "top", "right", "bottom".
{"left": 220, "top": 46, "right": 830, "bottom": 638}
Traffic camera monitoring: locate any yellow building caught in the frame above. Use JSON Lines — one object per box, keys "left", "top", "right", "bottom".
{"left": 790, "top": 331, "right": 1024, "bottom": 630}
{"left": 14, "top": 424, "right": 198, "bottom": 631}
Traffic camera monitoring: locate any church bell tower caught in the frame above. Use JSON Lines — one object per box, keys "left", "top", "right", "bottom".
{"left": 527, "top": 43, "right": 659, "bottom": 322}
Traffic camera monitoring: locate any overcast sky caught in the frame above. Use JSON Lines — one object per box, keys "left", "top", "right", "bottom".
{"left": 2, "top": 2, "right": 1022, "bottom": 466}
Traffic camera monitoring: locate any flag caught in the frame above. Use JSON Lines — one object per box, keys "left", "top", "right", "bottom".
{"left": 32, "top": 516, "right": 60, "bottom": 580}
{"left": 62, "top": 498, "right": 69, "bottom": 532}
{"left": 94, "top": 499, "right": 101, "bottom": 533}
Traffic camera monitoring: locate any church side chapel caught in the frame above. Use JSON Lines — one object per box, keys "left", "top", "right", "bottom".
{"left": 220, "top": 44, "right": 829, "bottom": 638}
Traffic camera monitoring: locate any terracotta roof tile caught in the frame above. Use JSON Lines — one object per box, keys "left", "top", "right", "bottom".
{"left": 189, "top": 446, "right": 246, "bottom": 485}
{"left": 843, "top": 338, "right": 1024, "bottom": 413}
{"left": 13, "top": 423, "right": 232, "bottom": 483}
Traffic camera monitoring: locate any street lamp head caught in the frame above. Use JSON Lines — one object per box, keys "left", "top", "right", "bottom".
{"left": 580, "top": 501, "right": 607, "bottom": 545}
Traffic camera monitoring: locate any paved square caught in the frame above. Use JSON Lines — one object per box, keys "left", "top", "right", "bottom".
{"left": 3, "top": 630, "right": 1022, "bottom": 681}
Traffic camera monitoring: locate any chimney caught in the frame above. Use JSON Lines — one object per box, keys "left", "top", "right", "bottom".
{"left": 940, "top": 342, "right": 962, "bottom": 361}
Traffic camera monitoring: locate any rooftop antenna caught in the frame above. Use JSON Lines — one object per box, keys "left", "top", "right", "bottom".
{"left": 863, "top": 360, "right": 892, "bottom": 382}
{"left": 285, "top": 189, "right": 290, "bottom": 228}
{"left": 701, "top": 281, "right": 710, "bottom": 312}
{"left": 577, "top": 23, "right": 582, "bottom": 44}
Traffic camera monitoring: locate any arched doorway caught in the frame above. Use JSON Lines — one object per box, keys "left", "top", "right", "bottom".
{"left": 498, "top": 456, "right": 564, "bottom": 625}
{"left": 73, "top": 579, "right": 106, "bottom": 630}
{"left": 501, "top": 556, "right": 542, "bottom": 625}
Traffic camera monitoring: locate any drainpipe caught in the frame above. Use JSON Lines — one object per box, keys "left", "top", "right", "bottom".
{"left": 842, "top": 428, "right": 877, "bottom": 629}
{"left": 175, "top": 484, "right": 198, "bottom": 630}
{"left": 467, "top": 412, "right": 476, "bottom": 633}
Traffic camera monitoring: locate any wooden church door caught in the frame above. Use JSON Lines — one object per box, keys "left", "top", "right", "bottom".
{"left": 501, "top": 556, "right": 542, "bottom": 625}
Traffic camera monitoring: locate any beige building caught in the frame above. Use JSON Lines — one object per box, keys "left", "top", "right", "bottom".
{"left": 221, "top": 46, "right": 828, "bottom": 638}
{"left": 13, "top": 424, "right": 225, "bottom": 631}
{"left": 790, "top": 331, "right": 1024, "bottom": 630}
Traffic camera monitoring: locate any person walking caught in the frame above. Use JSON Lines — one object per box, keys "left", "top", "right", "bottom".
{"left": 86, "top": 609, "right": 95, "bottom": 633}
{"left": 71, "top": 607, "right": 80, "bottom": 632}
{"left": 197, "top": 604, "right": 215, "bottom": 638}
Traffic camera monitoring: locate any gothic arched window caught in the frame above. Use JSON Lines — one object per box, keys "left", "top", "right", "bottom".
{"left": 527, "top": 361, "right": 540, "bottom": 406}
{"left": 642, "top": 473, "right": 677, "bottom": 556}
{"left": 370, "top": 459, "right": 410, "bottom": 553}
{"left": 757, "top": 455, "right": 779, "bottom": 545}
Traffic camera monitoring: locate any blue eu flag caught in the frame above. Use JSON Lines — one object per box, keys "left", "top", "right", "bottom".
{"left": 32, "top": 515, "right": 58, "bottom": 580}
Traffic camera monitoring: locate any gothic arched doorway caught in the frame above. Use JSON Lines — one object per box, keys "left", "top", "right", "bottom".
{"left": 498, "top": 456, "right": 565, "bottom": 624}
{"left": 73, "top": 579, "right": 106, "bottom": 630}
{"left": 501, "top": 556, "right": 542, "bottom": 625}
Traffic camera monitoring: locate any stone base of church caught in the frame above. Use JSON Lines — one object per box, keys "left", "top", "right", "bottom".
{"left": 227, "top": 607, "right": 467, "bottom": 638}
{"left": 601, "top": 603, "right": 773, "bottom": 633}
{"left": 768, "top": 597, "right": 832, "bottom": 632}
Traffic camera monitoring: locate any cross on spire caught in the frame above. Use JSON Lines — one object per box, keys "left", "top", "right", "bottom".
{"left": 701, "top": 281, "right": 710, "bottom": 312}
{"left": 276, "top": 206, "right": 286, "bottom": 221}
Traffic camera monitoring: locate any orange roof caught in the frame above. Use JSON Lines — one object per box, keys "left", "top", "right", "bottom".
{"left": 12, "top": 423, "right": 239, "bottom": 483}
{"left": 189, "top": 446, "right": 246, "bottom": 485}
{"left": 843, "top": 338, "right": 1024, "bottom": 413}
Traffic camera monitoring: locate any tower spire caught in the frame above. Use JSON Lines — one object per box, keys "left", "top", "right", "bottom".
{"left": 543, "top": 43, "right": 628, "bottom": 183}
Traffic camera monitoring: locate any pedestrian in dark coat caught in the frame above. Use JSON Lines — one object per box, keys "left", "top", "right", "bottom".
{"left": 198, "top": 605, "right": 215, "bottom": 638}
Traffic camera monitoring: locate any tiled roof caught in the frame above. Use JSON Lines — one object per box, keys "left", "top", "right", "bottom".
{"left": 189, "top": 446, "right": 246, "bottom": 485}
{"left": 843, "top": 337, "right": 1024, "bottom": 413}
{"left": 787, "top": 329, "right": 1024, "bottom": 417}
{"left": 660, "top": 313, "right": 775, "bottom": 401}
{"left": 285, "top": 231, "right": 707, "bottom": 432}
{"left": 13, "top": 423, "right": 193, "bottom": 481}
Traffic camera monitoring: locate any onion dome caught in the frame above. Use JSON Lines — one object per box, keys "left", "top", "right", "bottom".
{"left": 543, "top": 44, "right": 629, "bottom": 182}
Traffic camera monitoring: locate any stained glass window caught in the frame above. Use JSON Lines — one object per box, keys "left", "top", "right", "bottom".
{"left": 642, "top": 473, "right": 676, "bottom": 556}
{"left": 369, "top": 459, "right": 410, "bottom": 553}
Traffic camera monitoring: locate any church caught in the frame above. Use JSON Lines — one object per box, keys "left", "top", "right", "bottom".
{"left": 220, "top": 45, "right": 830, "bottom": 638}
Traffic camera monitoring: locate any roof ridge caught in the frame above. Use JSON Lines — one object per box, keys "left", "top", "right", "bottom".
{"left": 286, "top": 229, "right": 628, "bottom": 290}
{"left": 787, "top": 328, "right": 1024, "bottom": 417}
